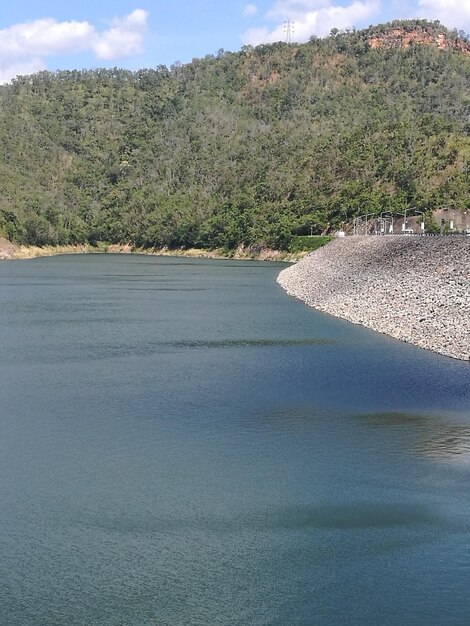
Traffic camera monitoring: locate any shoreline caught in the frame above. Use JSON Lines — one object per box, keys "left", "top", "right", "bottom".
{"left": 0, "top": 241, "right": 97, "bottom": 261}
{"left": 277, "top": 236, "right": 470, "bottom": 361}
{"left": 0, "top": 239, "right": 302, "bottom": 263}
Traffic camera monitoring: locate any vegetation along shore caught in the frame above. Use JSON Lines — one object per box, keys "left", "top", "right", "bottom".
{"left": 0, "top": 237, "right": 311, "bottom": 262}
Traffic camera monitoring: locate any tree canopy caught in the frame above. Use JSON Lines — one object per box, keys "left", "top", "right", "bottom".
{"left": 0, "top": 20, "right": 469, "bottom": 250}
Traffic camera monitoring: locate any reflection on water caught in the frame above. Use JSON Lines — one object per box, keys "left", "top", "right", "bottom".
{"left": 79, "top": 502, "right": 440, "bottom": 535}
{"left": 3, "top": 337, "right": 336, "bottom": 366}
{"left": 415, "top": 426, "right": 470, "bottom": 460}
{"left": 356, "top": 412, "right": 470, "bottom": 461}
{"left": 258, "top": 407, "right": 470, "bottom": 462}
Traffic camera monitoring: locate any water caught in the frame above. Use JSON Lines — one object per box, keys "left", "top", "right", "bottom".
{"left": 0, "top": 254, "right": 469, "bottom": 626}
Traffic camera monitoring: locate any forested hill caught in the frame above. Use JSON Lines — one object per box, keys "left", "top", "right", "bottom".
{"left": 0, "top": 19, "right": 469, "bottom": 250}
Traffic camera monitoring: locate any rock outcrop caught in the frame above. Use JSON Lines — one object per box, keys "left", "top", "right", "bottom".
{"left": 277, "top": 236, "right": 470, "bottom": 361}
{"left": 368, "top": 28, "right": 470, "bottom": 55}
{"left": 0, "top": 237, "right": 17, "bottom": 260}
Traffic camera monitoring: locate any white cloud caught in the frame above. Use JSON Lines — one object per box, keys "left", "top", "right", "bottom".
{"left": 93, "top": 9, "right": 148, "bottom": 60}
{"left": 0, "top": 9, "right": 148, "bottom": 83}
{"left": 243, "top": 4, "right": 259, "bottom": 17}
{"left": 0, "top": 58, "right": 45, "bottom": 85}
{"left": 417, "top": 0, "right": 470, "bottom": 31}
{"left": 0, "top": 19, "right": 95, "bottom": 59}
{"left": 242, "top": 0, "right": 381, "bottom": 45}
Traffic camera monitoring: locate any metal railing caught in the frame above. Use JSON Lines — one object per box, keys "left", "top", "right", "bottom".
{"left": 350, "top": 210, "right": 468, "bottom": 236}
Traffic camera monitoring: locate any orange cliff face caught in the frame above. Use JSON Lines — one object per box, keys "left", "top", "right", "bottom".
{"left": 368, "top": 29, "right": 470, "bottom": 55}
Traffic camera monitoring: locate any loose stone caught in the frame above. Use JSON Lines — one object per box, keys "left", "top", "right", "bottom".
{"left": 277, "top": 236, "right": 470, "bottom": 361}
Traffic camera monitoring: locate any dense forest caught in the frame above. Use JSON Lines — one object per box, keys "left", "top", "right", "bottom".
{"left": 0, "top": 19, "right": 469, "bottom": 250}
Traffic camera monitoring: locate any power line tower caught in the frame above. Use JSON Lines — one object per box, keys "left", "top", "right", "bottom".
{"left": 284, "top": 19, "right": 294, "bottom": 43}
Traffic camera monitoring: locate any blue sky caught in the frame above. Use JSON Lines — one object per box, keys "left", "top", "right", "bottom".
{"left": 1, "top": 1, "right": 469, "bottom": 82}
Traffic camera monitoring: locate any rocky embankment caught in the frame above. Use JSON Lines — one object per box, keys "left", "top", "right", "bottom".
{"left": 277, "top": 236, "right": 470, "bottom": 361}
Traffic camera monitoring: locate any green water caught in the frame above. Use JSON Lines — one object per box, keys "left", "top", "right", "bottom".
{"left": 0, "top": 254, "right": 469, "bottom": 625}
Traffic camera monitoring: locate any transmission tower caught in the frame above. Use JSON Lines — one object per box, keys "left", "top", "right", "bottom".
{"left": 284, "top": 18, "right": 294, "bottom": 43}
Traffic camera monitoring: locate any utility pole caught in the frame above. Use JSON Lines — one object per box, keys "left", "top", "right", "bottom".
{"left": 284, "top": 19, "right": 294, "bottom": 43}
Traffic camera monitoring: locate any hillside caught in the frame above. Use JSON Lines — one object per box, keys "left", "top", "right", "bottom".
{"left": 0, "top": 19, "right": 469, "bottom": 251}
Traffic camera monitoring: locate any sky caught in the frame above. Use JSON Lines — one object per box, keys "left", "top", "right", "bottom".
{"left": 0, "top": 0, "right": 469, "bottom": 83}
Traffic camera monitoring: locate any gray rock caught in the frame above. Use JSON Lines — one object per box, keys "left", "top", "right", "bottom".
{"left": 277, "top": 236, "right": 470, "bottom": 361}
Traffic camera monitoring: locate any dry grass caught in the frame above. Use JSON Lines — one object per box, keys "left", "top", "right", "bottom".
{"left": 8, "top": 244, "right": 97, "bottom": 260}
{"left": 1, "top": 240, "right": 303, "bottom": 263}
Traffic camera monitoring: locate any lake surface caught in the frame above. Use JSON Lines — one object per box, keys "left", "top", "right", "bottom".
{"left": 0, "top": 254, "right": 469, "bottom": 626}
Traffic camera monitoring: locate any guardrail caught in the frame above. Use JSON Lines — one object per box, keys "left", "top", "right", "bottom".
{"left": 350, "top": 232, "right": 470, "bottom": 237}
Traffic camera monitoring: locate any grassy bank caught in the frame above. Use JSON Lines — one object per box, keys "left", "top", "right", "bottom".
{"left": 1, "top": 230, "right": 338, "bottom": 262}
{"left": 1, "top": 239, "right": 323, "bottom": 262}
{"left": 1, "top": 242, "right": 98, "bottom": 260}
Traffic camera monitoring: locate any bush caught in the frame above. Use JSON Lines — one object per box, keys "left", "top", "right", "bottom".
{"left": 288, "top": 235, "right": 332, "bottom": 253}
